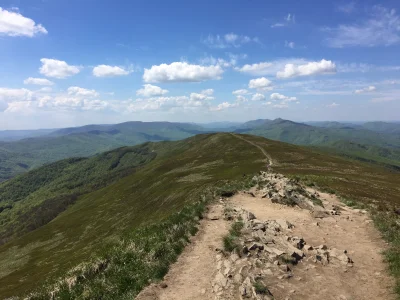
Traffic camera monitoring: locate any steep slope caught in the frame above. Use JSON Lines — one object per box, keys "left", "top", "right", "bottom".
{"left": 0, "top": 133, "right": 266, "bottom": 298}
{"left": 0, "top": 144, "right": 158, "bottom": 245}
{"left": 0, "top": 134, "right": 399, "bottom": 299}
{"left": 0, "top": 121, "right": 207, "bottom": 182}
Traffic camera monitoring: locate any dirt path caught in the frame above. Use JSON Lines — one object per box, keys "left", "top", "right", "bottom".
{"left": 229, "top": 190, "right": 395, "bottom": 300}
{"left": 230, "top": 133, "right": 274, "bottom": 166}
{"left": 136, "top": 204, "right": 230, "bottom": 300}
{"left": 136, "top": 136, "right": 394, "bottom": 299}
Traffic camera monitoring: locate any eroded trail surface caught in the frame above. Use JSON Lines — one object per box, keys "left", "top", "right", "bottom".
{"left": 137, "top": 171, "right": 394, "bottom": 300}
{"left": 136, "top": 204, "right": 230, "bottom": 300}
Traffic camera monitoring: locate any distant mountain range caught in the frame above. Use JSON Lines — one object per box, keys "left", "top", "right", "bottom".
{"left": 1, "top": 119, "right": 400, "bottom": 182}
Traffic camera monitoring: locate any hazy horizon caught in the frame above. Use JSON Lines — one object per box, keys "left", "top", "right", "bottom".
{"left": 1, "top": 118, "right": 400, "bottom": 132}
{"left": 1, "top": 0, "right": 400, "bottom": 130}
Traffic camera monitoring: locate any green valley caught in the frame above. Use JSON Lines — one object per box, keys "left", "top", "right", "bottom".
{"left": 0, "top": 133, "right": 399, "bottom": 298}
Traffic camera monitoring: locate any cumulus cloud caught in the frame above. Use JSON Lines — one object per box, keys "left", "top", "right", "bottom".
{"left": 201, "top": 89, "right": 214, "bottom": 96}
{"left": 136, "top": 84, "right": 169, "bottom": 97}
{"left": 68, "top": 86, "right": 99, "bottom": 97}
{"left": 143, "top": 62, "right": 223, "bottom": 83}
{"left": 93, "top": 65, "right": 131, "bottom": 77}
{"left": 248, "top": 77, "right": 273, "bottom": 91}
{"left": 130, "top": 96, "right": 206, "bottom": 112}
{"left": 238, "top": 62, "right": 273, "bottom": 76}
{"left": 0, "top": 7, "right": 47, "bottom": 37}
{"left": 252, "top": 93, "right": 266, "bottom": 101}
{"left": 236, "top": 58, "right": 308, "bottom": 76}
{"left": 232, "top": 89, "right": 249, "bottom": 95}
{"left": 0, "top": 87, "right": 35, "bottom": 102}
{"left": 202, "top": 33, "right": 259, "bottom": 48}
{"left": 130, "top": 88, "right": 215, "bottom": 112}
{"left": 270, "top": 93, "right": 297, "bottom": 102}
{"left": 355, "top": 86, "right": 376, "bottom": 94}
{"left": 276, "top": 59, "right": 336, "bottom": 79}
{"left": 210, "top": 102, "right": 238, "bottom": 111}
{"left": 324, "top": 6, "right": 400, "bottom": 47}
{"left": 40, "top": 58, "right": 81, "bottom": 79}
{"left": 24, "top": 77, "right": 54, "bottom": 86}
{"left": 190, "top": 89, "right": 214, "bottom": 102}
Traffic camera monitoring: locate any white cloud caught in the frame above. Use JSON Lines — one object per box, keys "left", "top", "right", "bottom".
{"left": 130, "top": 96, "right": 206, "bottom": 112}
{"left": 190, "top": 89, "right": 214, "bottom": 102}
{"left": 271, "top": 13, "right": 295, "bottom": 28}
{"left": 232, "top": 89, "right": 249, "bottom": 95}
{"left": 235, "top": 95, "right": 248, "bottom": 103}
{"left": 24, "top": 77, "right": 54, "bottom": 86}
{"left": 40, "top": 58, "right": 80, "bottom": 79}
{"left": 201, "top": 89, "right": 214, "bottom": 96}
{"left": 202, "top": 33, "right": 259, "bottom": 48}
{"left": 285, "top": 41, "right": 295, "bottom": 48}
{"left": 68, "top": 86, "right": 99, "bottom": 97}
{"left": 130, "top": 89, "right": 215, "bottom": 112}
{"left": 324, "top": 6, "right": 400, "bottom": 47}
{"left": 93, "top": 65, "right": 131, "bottom": 77}
{"left": 248, "top": 77, "right": 273, "bottom": 91}
{"left": 327, "top": 102, "right": 340, "bottom": 107}
{"left": 277, "top": 59, "right": 336, "bottom": 79}
{"left": 270, "top": 93, "right": 297, "bottom": 102}
{"left": 0, "top": 7, "right": 47, "bottom": 37}
{"left": 0, "top": 87, "right": 35, "bottom": 102}
{"left": 355, "top": 86, "right": 376, "bottom": 94}
{"left": 238, "top": 62, "right": 273, "bottom": 76}
{"left": 251, "top": 93, "right": 266, "bottom": 101}
{"left": 236, "top": 58, "right": 308, "bottom": 76}
{"left": 38, "top": 87, "right": 52, "bottom": 93}
{"left": 210, "top": 102, "right": 238, "bottom": 111}
{"left": 143, "top": 62, "right": 223, "bottom": 83}
{"left": 136, "top": 84, "right": 169, "bottom": 97}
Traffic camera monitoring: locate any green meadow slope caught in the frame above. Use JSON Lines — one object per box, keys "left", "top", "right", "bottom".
{"left": 0, "top": 121, "right": 206, "bottom": 182}
{"left": 0, "top": 133, "right": 266, "bottom": 298}
{"left": 0, "top": 133, "right": 399, "bottom": 298}
{"left": 238, "top": 119, "right": 400, "bottom": 168}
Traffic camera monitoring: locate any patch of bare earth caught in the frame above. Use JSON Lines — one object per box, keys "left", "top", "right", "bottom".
{"left": 136, "top": 204, "right": 230, "bottom": 300}
{"left": 137, "top": 172, "right": 394, "bottom": 300}
{"left": 229, "top": 189, "right": 394, "bottom": 300}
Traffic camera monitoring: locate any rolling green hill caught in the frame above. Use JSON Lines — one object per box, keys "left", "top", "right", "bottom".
{"left": 0, "top": 121, "right": 207, "bottom": 182}
{"left": 0, "top": 129, "right": 55, "bottom": 142}
{"left": 237, "top": 118, "right": 400, "bottom": 168}
{"left": 2, "top": 119, "right": 400, "bottom": 184}
{"left": 0, "top": 133, "right": 399, "bottom": 298}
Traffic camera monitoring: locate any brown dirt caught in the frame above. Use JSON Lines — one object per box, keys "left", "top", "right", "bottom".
{"left": 137, "top": 189, "right": 394, "bottom": 300}
{"left": 137, "top": 135, "right": 394, "bottom": 300}
{"left": 136, "top": 203, "right": 230, "bottom": 300}
{"left": 229, "top": 190, "right": 395, "bottom": 300}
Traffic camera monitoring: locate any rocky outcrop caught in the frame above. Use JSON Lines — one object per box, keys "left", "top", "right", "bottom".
{"left": 255, "top": 172, "right": 322, "bottom": 211}
{"left": 212, "top": 208, "right": 353, "bottom": 300}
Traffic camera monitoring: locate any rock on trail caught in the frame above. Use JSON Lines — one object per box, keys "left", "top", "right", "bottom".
{"left": 136, "top": 171, "right": 395, "bottom": 300}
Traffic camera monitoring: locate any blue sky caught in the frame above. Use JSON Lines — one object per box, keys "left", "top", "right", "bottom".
{"left": 0, "top": 0, "right": 400, "bottom": 129}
